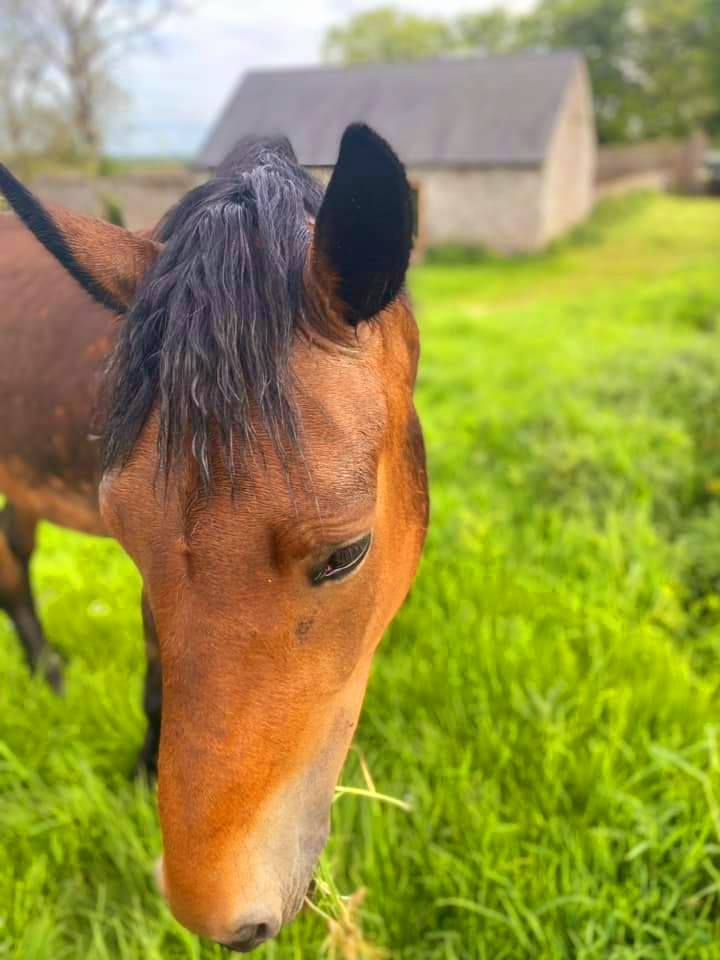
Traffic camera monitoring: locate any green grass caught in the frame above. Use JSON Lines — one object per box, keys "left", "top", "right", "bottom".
{"left": 3, "top": 192, "right": 720, "bottom": 958}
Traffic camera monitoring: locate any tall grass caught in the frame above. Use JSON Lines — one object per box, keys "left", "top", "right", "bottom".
{"left": 2, "top": 193, "right": 720, "bottom": 958}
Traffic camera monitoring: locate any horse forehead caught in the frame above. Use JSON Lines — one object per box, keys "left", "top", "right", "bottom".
{"left": 291, "top": 336, "right": 388, "bottom": 434}
{"left": 203, "top": 349, "right": 387, "bottom": 524}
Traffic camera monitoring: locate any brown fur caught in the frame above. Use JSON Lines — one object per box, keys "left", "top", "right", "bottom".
{"left": 0, "top": 214, "right": 111, "bottom": 531}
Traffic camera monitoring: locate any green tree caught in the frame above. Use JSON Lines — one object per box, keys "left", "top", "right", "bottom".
{"left": 322, "top": 6, "right": 454, "bottom": 65}
{"left": 454, "top": 8, "right": 522, "bottom": 54}
{"left": 522, "top": 0, "right": 639, "bottom": 142}
{"left": 633, "top": 0, "right": 715, "bottom": 138}
{"left": 706, "top": 0, "right": 720, "bottom": 133}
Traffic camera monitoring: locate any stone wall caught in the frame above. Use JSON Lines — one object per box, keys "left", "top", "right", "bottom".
{"left": 541, "top": 63, "right": 597, "bottom": 243}
{"left": 413, "top": 167, "right": 547, "bottom": 253}
{"left": 311, "top": 164, "right": 546, "bottom": 254}
{"left": 27, "top": 171, "right": 199, "bottom": 230}
{"left": 596, "top": 133, "right": 709, "bottom": 192}
{"left": 24, "top": 158, "right": 580, "bottom": 256}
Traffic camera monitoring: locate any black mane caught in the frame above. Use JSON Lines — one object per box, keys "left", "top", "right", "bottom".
{"left": 102, "top": 136, "right": 327, "bottom": 485}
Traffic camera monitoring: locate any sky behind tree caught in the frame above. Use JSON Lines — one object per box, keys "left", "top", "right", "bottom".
{"left": 111, "top": 1, "right": 531, "bottom": 156}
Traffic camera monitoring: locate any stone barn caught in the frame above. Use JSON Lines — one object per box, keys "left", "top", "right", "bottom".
{"left": 197, "top": 51, "right": 597, "bottom": 255}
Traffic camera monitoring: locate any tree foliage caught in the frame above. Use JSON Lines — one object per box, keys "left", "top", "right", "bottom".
{"left": 522, "top": 0, "right": 639, "bottom": 142}
{"left": 454, "top": 8, "right": 522, "bottom": 55}
{"left": 322, "top": 1, "right": 720, "bottom": 143}
{"left": 322, "top": 7, "right": 454, "bottom": 65}
{"left": 633, "top": 0, "right": 718, "bottom": 138}
{"left": 525, "top": 0, "right": 719, "bottom": 140}
{"left": 323, "top": 5, "right": 522, "bottom": 62}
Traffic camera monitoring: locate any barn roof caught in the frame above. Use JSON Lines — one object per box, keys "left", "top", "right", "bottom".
{"left": 197, "top": 51, "right": 584, "bottom": 170}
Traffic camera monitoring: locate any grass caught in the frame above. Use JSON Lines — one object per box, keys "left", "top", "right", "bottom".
{"left": 3, "top": 191, "right": 720, "bottom": 958}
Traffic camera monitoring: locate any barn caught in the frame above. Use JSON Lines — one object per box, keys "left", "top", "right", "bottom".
{"left": 198, "top": 51, "right": 597, "bottom": 255}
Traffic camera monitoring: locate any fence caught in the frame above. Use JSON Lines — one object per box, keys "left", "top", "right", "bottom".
{"left": 596, "top": 133, "right": 709, "bottom": 196}
{"left": 27, "top": 171, "right": 198, "bottom": 231}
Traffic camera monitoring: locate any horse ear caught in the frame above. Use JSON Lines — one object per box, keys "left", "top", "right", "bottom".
{"left": 313, "top": 124, "right": 413, "bottom": 324}
{"left": 0, "top": 164, "right": 162, "bottom": 313}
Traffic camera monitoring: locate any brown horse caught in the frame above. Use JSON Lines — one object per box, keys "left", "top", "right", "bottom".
{"left": 0, "top": 125, "right": 428, "bottom": 951}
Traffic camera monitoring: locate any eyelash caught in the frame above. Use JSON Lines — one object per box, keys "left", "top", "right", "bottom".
{"left": 312, "top": 534, "right": 372, "bottom": 585}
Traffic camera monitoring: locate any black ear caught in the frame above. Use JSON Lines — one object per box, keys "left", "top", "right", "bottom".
{"left": 0, "top": 163, "right": 161, "bottom": 313}
{"left": 314, "top": 124, "right": 413, "bottom": 323}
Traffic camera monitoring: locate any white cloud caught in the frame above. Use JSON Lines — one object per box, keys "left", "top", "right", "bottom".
{"left": 108, "top": 0, "right": 532, "bottom": 156}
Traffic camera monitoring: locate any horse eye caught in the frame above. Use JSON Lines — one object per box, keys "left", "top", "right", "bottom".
{"left": 312, "top": 534, "right": 372, "bottom": 585}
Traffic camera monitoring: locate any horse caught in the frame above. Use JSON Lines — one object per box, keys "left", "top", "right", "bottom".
{"left": 0, "top": 124, "right": 429, "bottom": 952}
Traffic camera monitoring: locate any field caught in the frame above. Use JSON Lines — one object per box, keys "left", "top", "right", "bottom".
{"left": 2, "top": 192, "right": 720, "bottom": 959}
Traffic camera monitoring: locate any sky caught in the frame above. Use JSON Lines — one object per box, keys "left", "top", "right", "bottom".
{"left": 110, "top": 0, "right": 532, "bottom": 157}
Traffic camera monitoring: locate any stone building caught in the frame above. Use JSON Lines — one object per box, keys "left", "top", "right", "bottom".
{"left": 197, "top": 51, "right": 597, "bottom": 255}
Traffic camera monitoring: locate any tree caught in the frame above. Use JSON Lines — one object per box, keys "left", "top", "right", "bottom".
{"left": 705, "top": 0, "right": 720, "bottom": 133}
{"left": 0, "top": 0, "right": 179, "bottom": 167}
{"left": 454, "top": 8, "right": 523, "bottom": 55}
{"left": 322, "top": 6, "right": 455, "bottom": 65}
{"left": 633, "top": 0, "right": 718, "bottom": 138}
{"left": 522, "top": 0, "right": 640, "bottom": 142}
{"left": 0, "top": 6, "right": 56, "bottom": 163}
{"left": 526, "top": 0, "right": 719, "bottom": 141}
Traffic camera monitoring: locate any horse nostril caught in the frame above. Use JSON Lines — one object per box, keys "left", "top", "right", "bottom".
{"left": 225, "top": 914, "right": 281, "bottom": 953}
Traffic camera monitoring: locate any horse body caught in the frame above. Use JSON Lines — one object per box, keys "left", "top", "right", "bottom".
{"left": 0, "top": 214, "right": 112, "bottom": 690}
{"left": 0, "top": 214, "right": 108, "bottom": 534}
{"left": 0, "top": 126, "right": 428, "bottom": 952}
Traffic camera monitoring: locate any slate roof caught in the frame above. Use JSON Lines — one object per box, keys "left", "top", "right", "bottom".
{"left": 197, "top": 51, "right": 584, "bottom": 170}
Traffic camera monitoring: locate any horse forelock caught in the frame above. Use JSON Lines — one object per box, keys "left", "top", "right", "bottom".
{"left": 102, "top": 139, "right": 332, "bottom": 487}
